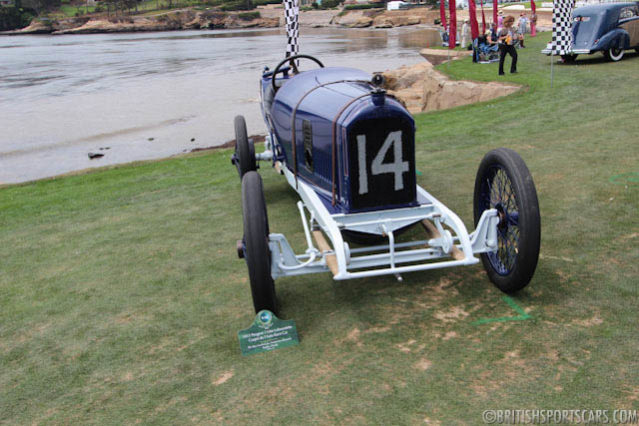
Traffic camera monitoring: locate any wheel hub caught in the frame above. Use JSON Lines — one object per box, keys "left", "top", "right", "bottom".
{"left": 495, "top": 203, "right": 508, "bottom": 231}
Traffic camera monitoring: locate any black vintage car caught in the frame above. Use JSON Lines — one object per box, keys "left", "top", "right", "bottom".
{"left": 544, "top": 2, "right": 639, "bottom": 62}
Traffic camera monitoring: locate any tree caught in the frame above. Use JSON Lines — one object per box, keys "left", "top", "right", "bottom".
{"left": 0, "top": 3, "right": 34, "bottom": 30}
{"left": 21, "top": 0, "right": 61, "bottom": 15}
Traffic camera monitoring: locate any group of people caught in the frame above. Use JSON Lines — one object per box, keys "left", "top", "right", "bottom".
{"left": 442, "top": 11, "right": 537, "bottom": 76}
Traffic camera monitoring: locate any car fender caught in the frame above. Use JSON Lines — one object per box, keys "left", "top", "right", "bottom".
{"left": 594, "top": 28, "right": 630, "bottom": 51}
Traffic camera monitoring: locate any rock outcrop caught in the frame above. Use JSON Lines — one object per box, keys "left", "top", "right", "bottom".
{"left": 332, "top": 9, "right": 439, "bottom": 28}
{"left": 383, "top": 61, "right": 521, "bottom": 114}
{"left": 419, "top": 48, "right": 473, "bottom": 66}
{"left": 10, "top": 10, "right": 279, "bottom": 34}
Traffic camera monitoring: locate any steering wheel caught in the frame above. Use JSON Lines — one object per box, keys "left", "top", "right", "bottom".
{"left": 271, "top": 54, "right": 324, "bottom": 93}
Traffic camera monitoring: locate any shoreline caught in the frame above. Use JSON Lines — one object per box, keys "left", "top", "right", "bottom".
{"left": 1, "top": 7, "right": 554, "bottom": 36}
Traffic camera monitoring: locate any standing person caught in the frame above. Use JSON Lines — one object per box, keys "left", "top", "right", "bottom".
{"left": 497, "top": 10, "right": 504, "bottom": 29}
{"left": 487, "top": 27, "right": 498, "bottom": 47}
{"left": 497, "top": 15, "right": 520, "bottom": 75}
{"left": 441, "top": 23, "right": 450, "bottom": 46}
{"left": 517, "top": 14, "right": 527, "bottom": 47}
{"left": 490, "top": 21, "right": 498, "bottom": 41}
{"left": 518, "top": 14, "right": 526, "bottom": 33}
{"left": 462, "top": 19, "right": 471, "bottom": 49}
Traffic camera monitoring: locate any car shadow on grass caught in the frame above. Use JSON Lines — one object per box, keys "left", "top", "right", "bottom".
{"left": 559, "top": 50, "right": 639, "bottom": 66}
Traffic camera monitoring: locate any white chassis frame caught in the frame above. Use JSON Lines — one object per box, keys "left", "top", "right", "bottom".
{"left": 257, "top": 136, "right": 500, "bottom": 282}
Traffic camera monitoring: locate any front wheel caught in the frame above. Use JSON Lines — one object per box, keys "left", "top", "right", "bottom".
{"left": 242, "top": 171, "right": 277, "bottom": 314}
{"left": 561, "top": 54, "right": 578, "bottom": 63}
{"left": 604, "top": 47, "right": 624, "bottom": 62}
{"left": 234, "top": 115, "right": 256, "bottom": 179}
{"left": 473, "top": 148, "right": 541, "bottom": 293}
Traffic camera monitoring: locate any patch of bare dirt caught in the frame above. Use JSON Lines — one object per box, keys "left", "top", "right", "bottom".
{"left": 442, "top": 331, "right": 458, "bottom": 341}
{"left": 414, "top": 358, "right": 432, "bottom": 371}
{"left": 396, "top": 339, "right": 417, "bottom": 353}
{"left": 213, "top": 371, "right": 234, "bottom": 386}
{"left": 434, "top": 306, "right": 469, "bottom": 323}
{"left": 618, "top": 388, "right": 639, "bottom": 406}
{"left": 573, "top": 315, "right": 604, "bottom": 327}
{"left": 338, "top": 327, "right": 363, "bottom": 348}
{"left": 539, "top": 253, "right": 575, "bottom": 263}
{"left": 365, "top": 325, "right": 391, "bottom": 334}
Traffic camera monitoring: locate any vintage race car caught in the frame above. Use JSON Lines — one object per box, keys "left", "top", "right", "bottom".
{"left": 232, "top": 54, "right": 541, "bottom": 314}
{"left": 543, "top": 2, "right": 639, "bottom": 62}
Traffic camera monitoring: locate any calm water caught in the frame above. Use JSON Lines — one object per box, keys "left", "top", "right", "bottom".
{"left": 0, "top": 27, "right": 439, "bottom": 183}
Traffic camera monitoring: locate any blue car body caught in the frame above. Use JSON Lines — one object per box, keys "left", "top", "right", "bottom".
{"left": 566, "top": 2, "right": 639, "bottom": 56}
{"left": 260, "top": 66, "right": 416, "bottom": 215}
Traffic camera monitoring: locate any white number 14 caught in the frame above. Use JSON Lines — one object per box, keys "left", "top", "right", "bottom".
{"left": 357, "top": 131, "right": 409, "bottom": 195}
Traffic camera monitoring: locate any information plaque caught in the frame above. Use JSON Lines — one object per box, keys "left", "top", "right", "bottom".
{"left": 238, "top": 310, "right": 299, "bottom": 356}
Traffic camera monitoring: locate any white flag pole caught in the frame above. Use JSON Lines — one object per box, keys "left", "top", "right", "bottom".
{"left": 550, "top": 52, "right": 554, "bottom": 88}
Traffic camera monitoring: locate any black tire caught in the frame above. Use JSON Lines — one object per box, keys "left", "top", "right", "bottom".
{"left": 242, "top": 171, "right": 277, "bottom": 313}
{"left": 635, "top": 47, "right": 639, "bottom": 54}
{"left": 473, "top": 148, "right": 541, "bottom": 293}
{"left": 561, "top": 54, "right": 577, "bottom": 63}
{"left": 604, "top": 47, "right": 624, "bottom": 62}
{"left": 234, "top": 115, "right": 256, "bottom": 179}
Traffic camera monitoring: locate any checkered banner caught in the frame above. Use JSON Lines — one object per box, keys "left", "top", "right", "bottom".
{"left": 284, "top": 0, "right": 299, "bottom": 59}
{"left": 551, "top": 0, "right": 574, "bottom": 55}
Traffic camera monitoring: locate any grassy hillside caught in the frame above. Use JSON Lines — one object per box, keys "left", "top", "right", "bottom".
{"left": 1, "top": 34, "right": 638, "bottom": 423}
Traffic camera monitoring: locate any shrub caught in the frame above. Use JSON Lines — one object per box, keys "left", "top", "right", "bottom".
{"left": 344, "top": 3, "right": 382, "bottom": 9}
{"left": 238, "top": 10, "right": 260, "bottom": 19}
{"left": 319, "top": 0, "right": 339, "bottom": 8}
{"left": 0, "top": 7, "right": 34, "bottom": 31}
{"left": 220, "top": 1, "right": 253, "bottom": 11}
{"left": 253, "top": 0, "right": 282, "bottom": 5}
{"left": 202, "top": 10, "right": 227, "bottom": 18}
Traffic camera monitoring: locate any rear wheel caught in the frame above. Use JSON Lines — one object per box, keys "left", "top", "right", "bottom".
{"left": 604, "top": 47, "right": 624, "bottom": 62}
{"left": 242, "top": 171, "right": 277, "bottom": 313}
{"left": 561, "top": 54, "right": 578, "bottom": 63}
{"left": 473, "top": 148, "right": 541, "bottom": 293}
{"left": 234, "top": 115, "right": 256, "bottom": 179}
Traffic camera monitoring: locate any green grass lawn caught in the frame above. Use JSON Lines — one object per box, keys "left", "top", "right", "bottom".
{"left": 58, "top": 4, "right": 97, "bottom": 17}
{"left": 1, "top": 33, "right": 638, "bottom": 423}
{"left": 53, "top": 0, "right": 208, "bottom": 18}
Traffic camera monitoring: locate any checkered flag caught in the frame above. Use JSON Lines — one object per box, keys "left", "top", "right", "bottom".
{"left": 551, "top": 0, "right": 574, "bottom": 55}
{"left": 284, "top": 0, "right": 299, "bottom": 60}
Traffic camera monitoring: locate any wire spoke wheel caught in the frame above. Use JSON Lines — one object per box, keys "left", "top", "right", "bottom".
{"left": 474, "top": 148, "right": 541, "bottom": 292}
{"left": 486, "top": 168, "right": 520, "bottom": 274}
